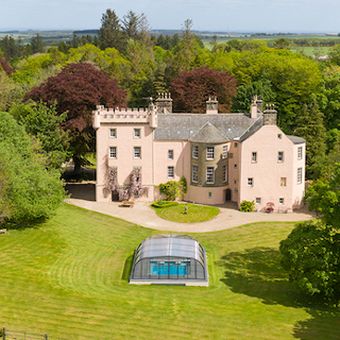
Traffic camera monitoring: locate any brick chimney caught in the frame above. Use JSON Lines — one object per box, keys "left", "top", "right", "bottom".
{"left": 155, "top": 92, "right": 173, "bottom": 114}
{"left": 263, "top": 104, "right": 277, "bottom": 125}
{"left": 206, "top": 96, "right": 218, "bottom": 114}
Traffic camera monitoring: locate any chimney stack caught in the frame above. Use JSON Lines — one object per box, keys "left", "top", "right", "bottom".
{"left": 155, "top": 92, "right": 173, "bottom": 114}
{"left": 263, "top": 104, "right": 277, "bottom": 125}
{"left": 250, "top": 95, "right": 263, "bottom": 119}
{"left": 206, "top": 96, "right": 218, "bottom": 114}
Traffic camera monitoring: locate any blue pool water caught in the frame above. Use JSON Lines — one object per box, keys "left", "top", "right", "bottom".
{"left": 150, "top": 261, "right": 188, "bottom": 277}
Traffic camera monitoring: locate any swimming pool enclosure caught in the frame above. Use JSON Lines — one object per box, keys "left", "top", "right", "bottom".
{"left": 129, "top": 235, "right": 208, "bottom": 286}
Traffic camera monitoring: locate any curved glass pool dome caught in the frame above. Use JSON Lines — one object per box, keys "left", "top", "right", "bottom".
{"left": 129, "top": 235, "right": 208, "bottom": 286}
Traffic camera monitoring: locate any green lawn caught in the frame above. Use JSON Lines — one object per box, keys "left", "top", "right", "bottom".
{"left": 0, "top": 204, "right": 338, "bottom": 339}
{"left": 153, "top": 203, "right": 220, "bottom": 223}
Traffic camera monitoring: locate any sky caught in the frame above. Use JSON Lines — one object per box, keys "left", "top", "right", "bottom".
{"left": 0, "top": 0, "right": 339, "bottom": 33}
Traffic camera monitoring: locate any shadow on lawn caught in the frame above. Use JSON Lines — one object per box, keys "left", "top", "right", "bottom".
{"left": 293, "top": 309, "right": 340, "bottom": 340}
{"left": 218, "top": 247, "right": 301, "bottom": 307}
{"left": 218, "top": 247, "right": 340, "bottom": 339}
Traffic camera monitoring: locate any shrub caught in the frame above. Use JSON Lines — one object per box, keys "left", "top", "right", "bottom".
{"left": 151, "top": 200, "right": 179, "bottom": 208}
{"left": 239, "top": 200, "right": 255, "bottom": 212}
{"left": 179, "top": 176, "right": 187, "bottom": 197}
{"left": 159, "top": 181, "right": 180, "bottom": 201}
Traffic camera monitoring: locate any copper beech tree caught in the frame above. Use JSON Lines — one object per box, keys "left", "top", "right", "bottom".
{"left": 171, "top": 67, "right": 237, "bottom": 113}
{"left": 27, "top": 62, "right": 127, "bottom": 172}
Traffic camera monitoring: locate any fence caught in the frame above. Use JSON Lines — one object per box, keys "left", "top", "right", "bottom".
{"left": 1, "top": 328, "right": 48, "bottom": 340}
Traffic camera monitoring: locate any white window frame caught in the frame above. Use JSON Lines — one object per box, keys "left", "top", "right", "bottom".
{"left": 167, "top": 166, "right": 175, "bottom": 179}
{"left": 222, "top": 145, "right": 228, "bottom": 159}
{"left": 222, "top": 165, "right": 227, "bottom": 183}
{"left": 192, "top": 165, "right": 198, "bottom": 183}
{"left": 278, "top": 151, "right": 284, "bottom": 163}
{"left": 109, "top": 146, "right": 117, "bottom": 159}
{"left": 298, "top": 146, "right": 303, "bottom": 160}
{"left": 109, "top": 128, "right": 117, "bottom": 138}
{"left": 279, "top": 197, "right": 285, "bottom": 204}
{"left": 168, "top": 149, "right": 174, "bottom": 160}
{"left": 297, "top": 167, "right": 303, "bottom": 184}
{"left": 206, "top": 146, "right": 215, "bottom": 160}
{"left": 133, "top": 146, "right": 141, "bottom": 159}
{"left": 133, "top": 128, "right": 141, "bottom": 139}
{"left": 280, "top": 177, "right": 287, "bottom": 187}
{"left": 256, "top": 197, "right": 261, "bottom": 204}
{"left": 251, "top": 152, "right": 257, "bottom": 163}
{"left": 247, "top": 178, "right": 254, "bottom": 187}
{"left": 192, "top": 145, "right": 199, "bottom": 159}
{"left": 206, "top": 167, "right": 215, "bottom": 184}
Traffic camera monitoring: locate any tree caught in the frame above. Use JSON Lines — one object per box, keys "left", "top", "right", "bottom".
{"left": 171, "top": 67, "right": 237, "bottom": 112}
{"left": 10, "top": 102, "right": 70, "bottom": 169}
{"left": 26, "top": 62, "right": 127, "bottom": 172}
{"left": 272, "top": 38, "right": 290, "bottom": 49}
{"left": 306, "top": 162, "right": 340, "bottom": 226}
{"left": 293, "top": 101, "right": 327, "bottom": 179}
{"left": 232, "top": 79, "right": 276, "bottom": 112}
{"left": 0, "top": 112, "right": 64, "bottom": 226}
{"left": 30, "top": 34, "right": 44, "bottom": 54}
{"left": 98, "top": 9, "right": 125, "bottom": 51}
{"left": 280, "top": 220, "right": 339, "bottom": 304}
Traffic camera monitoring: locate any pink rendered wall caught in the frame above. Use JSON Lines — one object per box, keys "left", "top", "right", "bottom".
{"left": 96, "top": 123, "right": 154, "bottom": 202}
{"left": 239, "top": 125, "right": 305, "bottom": 211}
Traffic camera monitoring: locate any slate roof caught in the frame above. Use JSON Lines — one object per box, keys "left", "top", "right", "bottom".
{"left": 190, "top": 122, "right": 229, "bottom": 143}
{"left": 154, "top": 113, "right": 260, "bottom": 141}
{"left": 287, "top": 135, "right": 306, "bottom": 144}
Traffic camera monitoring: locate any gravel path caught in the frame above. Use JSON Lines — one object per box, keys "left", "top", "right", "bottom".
{"left": 66, "top": 198, "right": 313, "bottom": 233}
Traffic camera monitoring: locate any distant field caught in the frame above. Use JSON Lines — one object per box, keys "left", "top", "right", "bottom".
{"left": 0, "top": 204, "right": 338, "bottom": 339}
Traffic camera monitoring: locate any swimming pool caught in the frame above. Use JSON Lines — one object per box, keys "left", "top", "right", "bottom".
{"left": 150, "top": 261, "right": 188, "bottom": 277}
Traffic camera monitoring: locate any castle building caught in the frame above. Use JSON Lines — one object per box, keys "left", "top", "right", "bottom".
{"left": 93, "top": 94, "right": 305, "bottom": 212}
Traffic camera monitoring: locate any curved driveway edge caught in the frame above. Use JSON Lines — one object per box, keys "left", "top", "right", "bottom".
{"left": 65, "top": 199, "right": 313, "bottom": 233}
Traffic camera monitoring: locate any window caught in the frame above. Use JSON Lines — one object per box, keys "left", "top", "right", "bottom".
{"left": 234, "top": 143, "right": 238, "bottom": 147}
{"left": 251, "top": 152, "right": 257, "bottom": 163}
{"left": 278, "top": 151, "right": 284, "bottom": 162}
{"left": 192, "top": 165, "right": 198, "bottom": 183}
{"left": 247, "top": 178, "right": 254, "bottom": 187}
{"left": 222, "top": 165, "right": 227, "bottom": 182}
{"left": 167, "top": 166, "right": 174, "bottom": 178}
{"left": 133, "top": 146, "right": 141, "bottom": 159}
{"left": 280, "top": 177, "right": 287, "bottom": 187}
{"left": 298, "top": 146, "right": 303, "bottom": 160}
{"left": 192, "top": 145, "right": 199, "bottom": 159}
{"left": 110, "top": 128, "right": 117, "bottom": 138}
{"left": 206, "top": 146, "right": 215, "bottom": 160}
{"left": 229, "top": 153, "right": 234, "bottom": 159}
{"left": 168, "top": 149, "right": 174, "bottom": 160}
{"left": 208, "top": 192, "right": 212, "bottom": 198}
{"left": 297, "top": 167, "right": 303, "bottom": 184}
{"left": 222, "top": 145, "right": 228, "bottom": 159}
{"left": 234, "top": 163, "right": 237, "bottom": 168}
{"left": 134, "top": 128, "right": 141, "bottom": 138}
{"left": 109, "top": 146, "right": 117, "bottom": 159}
{"left": 256, "top": 197, "right": 261, "bottom": 204}
{"left": 279, "top": 197, "right": 284, "bottom": 204}
{"left": 206, "top": 167, "right": 215, "bottom": 184}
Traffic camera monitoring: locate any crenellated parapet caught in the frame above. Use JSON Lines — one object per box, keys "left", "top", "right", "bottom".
{"left": 93, "top": 104, "right": 158, "bottom": 129}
